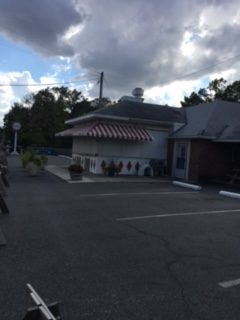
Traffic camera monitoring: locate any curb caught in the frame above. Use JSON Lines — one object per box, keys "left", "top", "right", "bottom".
{"left": 219, "top": 190, "right": 240, "bottom": 199}
{"left": 173, "top": 181, "right": 202, "bottom": 191}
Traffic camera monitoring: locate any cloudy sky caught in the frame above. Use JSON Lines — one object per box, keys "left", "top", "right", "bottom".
{"left": 0, "top": 0, "right": 239, "bottom": 121}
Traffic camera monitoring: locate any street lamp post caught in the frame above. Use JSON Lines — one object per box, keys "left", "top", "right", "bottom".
{"left": 11, "top": 122, "right": 21, "bottom": 155}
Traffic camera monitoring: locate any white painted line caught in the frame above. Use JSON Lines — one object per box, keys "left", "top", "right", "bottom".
{"left": 219, "top": 278, "right": 240, "bottom": 288}
{"left": 219, "top": 190, "right": 240, "bottom": 200}
{"left": 173, "top": 181, "right": 202, "bottom": 191}
{"left": 117, "top": 208, "right": 240, "bottom": 221}
{"left": 79, "top": 191, "right": 199, "bottom": 197}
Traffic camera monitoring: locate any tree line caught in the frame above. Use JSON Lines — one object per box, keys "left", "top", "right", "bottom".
{"left": 181, "top": 78, "right": 240, "bottom": 107}
{"left": 3, "top": 87, "right": 111, "bottom": 148}
{"left": 3, "top": 78, "right": 240, "bottom": 148}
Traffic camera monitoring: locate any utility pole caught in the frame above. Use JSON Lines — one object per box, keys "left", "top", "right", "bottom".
{"left": 99, "top": 71, "right": 104, "bottom": 107}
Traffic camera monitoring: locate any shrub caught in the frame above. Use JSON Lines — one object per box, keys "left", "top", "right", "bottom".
{"left": 40, "top": 155, "right": 48, "bottom": 168}
{"left": 21, "top": 151, "right": 45, "bottom": 168}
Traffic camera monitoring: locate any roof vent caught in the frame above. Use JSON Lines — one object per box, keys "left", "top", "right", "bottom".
{"left": 119, "top": 88, "right": 144, "bottom": 102}
{"left": 132, "top": 88, "right": 144, "bottom": 99}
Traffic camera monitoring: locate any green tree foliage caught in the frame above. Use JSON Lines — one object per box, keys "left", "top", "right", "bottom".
{"left": 3, "top": 87, "right": 93, "bottom": 148}
{"left": 208, "top": 78, "right": 227, "bottom": 99}
{"left": 181, "top": 91, "right": 205, "bottom": 107}
{"left": 90, "top": 97, "right": 113, "bottom": 108}
{"left": 3, "top": 102, "right": 32, "bottom": 146}
{"left": 180, "top": 77, "right": 240, "bottom": 107}
{"left": 29, "top": 88, "right": 67, "bottom": 146}
{"left": 218, "top": 80, "right": 240, "bottom": 102}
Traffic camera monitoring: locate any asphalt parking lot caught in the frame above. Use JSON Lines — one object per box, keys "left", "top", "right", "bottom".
{"left": 1, "top": 157, "right": 240, "bottom": 320}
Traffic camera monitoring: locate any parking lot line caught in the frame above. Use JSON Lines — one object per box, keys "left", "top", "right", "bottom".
{"left": 117, "top": 208, "right": 240, "bottom": 221}
{"left": 219, "top": 278, "right": 240, "bottom": 288}
{"left": 78, "top": 191, "right": 199, "bottom": 197}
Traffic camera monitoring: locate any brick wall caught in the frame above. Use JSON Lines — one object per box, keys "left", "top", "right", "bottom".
{"left": 168, "top": 139, "right": 237, "bottom": 182}
{"left": 189, "top": 140, "right": 235, "bottom": 182}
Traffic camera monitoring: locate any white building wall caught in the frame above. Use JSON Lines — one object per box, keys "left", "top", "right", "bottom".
{"left": 72, "top": 127, "right": 170, "bottom": 176}
{"left": 72, "top": 138, "right": 97, "bottom": 155}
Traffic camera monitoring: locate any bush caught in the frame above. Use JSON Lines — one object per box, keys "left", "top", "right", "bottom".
{"left": 21, "top": 151, "right": 46, "bottom": 169}
{"left": 40, "top": 155, "right": 48, "bottom": 168}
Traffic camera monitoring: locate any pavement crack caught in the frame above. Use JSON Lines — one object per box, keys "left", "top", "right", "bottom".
{"left": 119, "top": 220, "right": 206, "bottom": 320}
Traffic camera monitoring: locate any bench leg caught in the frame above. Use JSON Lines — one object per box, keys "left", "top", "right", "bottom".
{"left": 1, "top": 174, "right": 9, "bottom": 187}
{"left": 0, "top": 194, "right": 9, "bottom": 214}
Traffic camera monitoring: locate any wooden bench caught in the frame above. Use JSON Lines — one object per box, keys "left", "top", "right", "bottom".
{"left": 0, "top": 161, "right": 9, "bottom": 214}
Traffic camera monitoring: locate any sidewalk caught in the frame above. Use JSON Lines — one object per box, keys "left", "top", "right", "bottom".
{"left": 46, "top": 164, "right": 171, "bottom": 183}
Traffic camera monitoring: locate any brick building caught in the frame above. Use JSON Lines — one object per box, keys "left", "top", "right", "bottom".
{"left": 57, "top": 98, "right": 240, "bottom": 181}
{"left": 169, "top": 100, "right": 240, "bottom": 182}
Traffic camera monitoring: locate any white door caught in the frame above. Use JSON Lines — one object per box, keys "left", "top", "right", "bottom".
{"left": 173, "top": 142, "right": 189, "bottom": 179}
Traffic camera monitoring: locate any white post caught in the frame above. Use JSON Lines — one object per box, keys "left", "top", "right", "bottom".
{"left": 11, "top": 122, "right": 21, "bottom": 155}
{"left": 12, "top": 131, "right": 18, "bottom": 155}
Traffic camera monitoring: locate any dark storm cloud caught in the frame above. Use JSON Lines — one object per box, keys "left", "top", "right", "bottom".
{"left": 0, "top": 0, "right": 239, "bottom": 99}
{"left": 198, "top": 24, "right": 240, "bottom": 55}
{"left": 72, "top": 0, "right": 213, "bottom": 94}
{"left": 0, "top": 0, "right": 83, "bottom": 56}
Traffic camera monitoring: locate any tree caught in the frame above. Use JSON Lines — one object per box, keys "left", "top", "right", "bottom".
{"left": 90, "top": 97, "right": 113, "bottom": 108}
{"left": 219, "top": 80, "right": 240, "bottom": 102}
{"left": 3, "top": 87, "right": 94, "bottom": 148}
{"left": 3, "top": 102, "right": 32, "bottom": 147}
{"left": 208, "top": 78, "right": 227, "bottom": 99}
{"left": 29, "top": 88, "right": 68, "bottom": 146}
{"left": 70, "top": 99, "right": 92, "bottom": 118}
{"left": 181, "top": 91, "right": 205, "bottom": 107}
{"left": 181, "top": 78, "right": 233, "bottom": 107}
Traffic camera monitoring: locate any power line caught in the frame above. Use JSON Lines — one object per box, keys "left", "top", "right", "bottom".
{"left": 0, "top": 78, "right": 98, "bottom": 87}
{"left": 169, "top": 53, "right": 240, "bottom": 83}
{"left": 2, "top": 51, "right": 239, "bottom": 89}
{"left": 89, "top": 71, "right": 102, "bottom": 76}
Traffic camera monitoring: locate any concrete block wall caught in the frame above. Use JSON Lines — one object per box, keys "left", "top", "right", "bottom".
{"left": 72, "top": 153, "right": 155, "bottom": 176}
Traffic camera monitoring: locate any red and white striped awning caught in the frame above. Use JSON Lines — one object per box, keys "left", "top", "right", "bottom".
{"left": 56, "top": 122, "right": 153, "bottom": 142}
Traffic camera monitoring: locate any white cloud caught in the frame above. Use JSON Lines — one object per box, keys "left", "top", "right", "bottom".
{"left": 39, "top": 75, "right": 58, "bottom": 85}
{"left": 0, "top": 71, "right": 64, "bottom": 124}
{"left": 0, "top": 71, "right": 34, "bottom": 124}
{"left": 145, "top": 79, "right": 206, "bottom": 107}
{"left": 63, "top": 24, "right": 84, "bottom": 41}
{"left": 66, "top": 0, "right": 240, "bottom": 100}
{"left": 1, "top": 0, "right": 240, "bottom": 112}
{"left": 200, "top": 4, "right": 240, "bottom": 29}
{"left": 180, "top": 31, "right": 196, "bottom": 57}
{"left": 209, "top": 69, "right": 237, "bottom": 82}
{"left": 0, "top": 67, "right": 100, "bottom": 124}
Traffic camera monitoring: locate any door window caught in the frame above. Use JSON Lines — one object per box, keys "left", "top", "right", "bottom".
{"left": 176, "top": 144, "right": 187, "bottom": 170}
